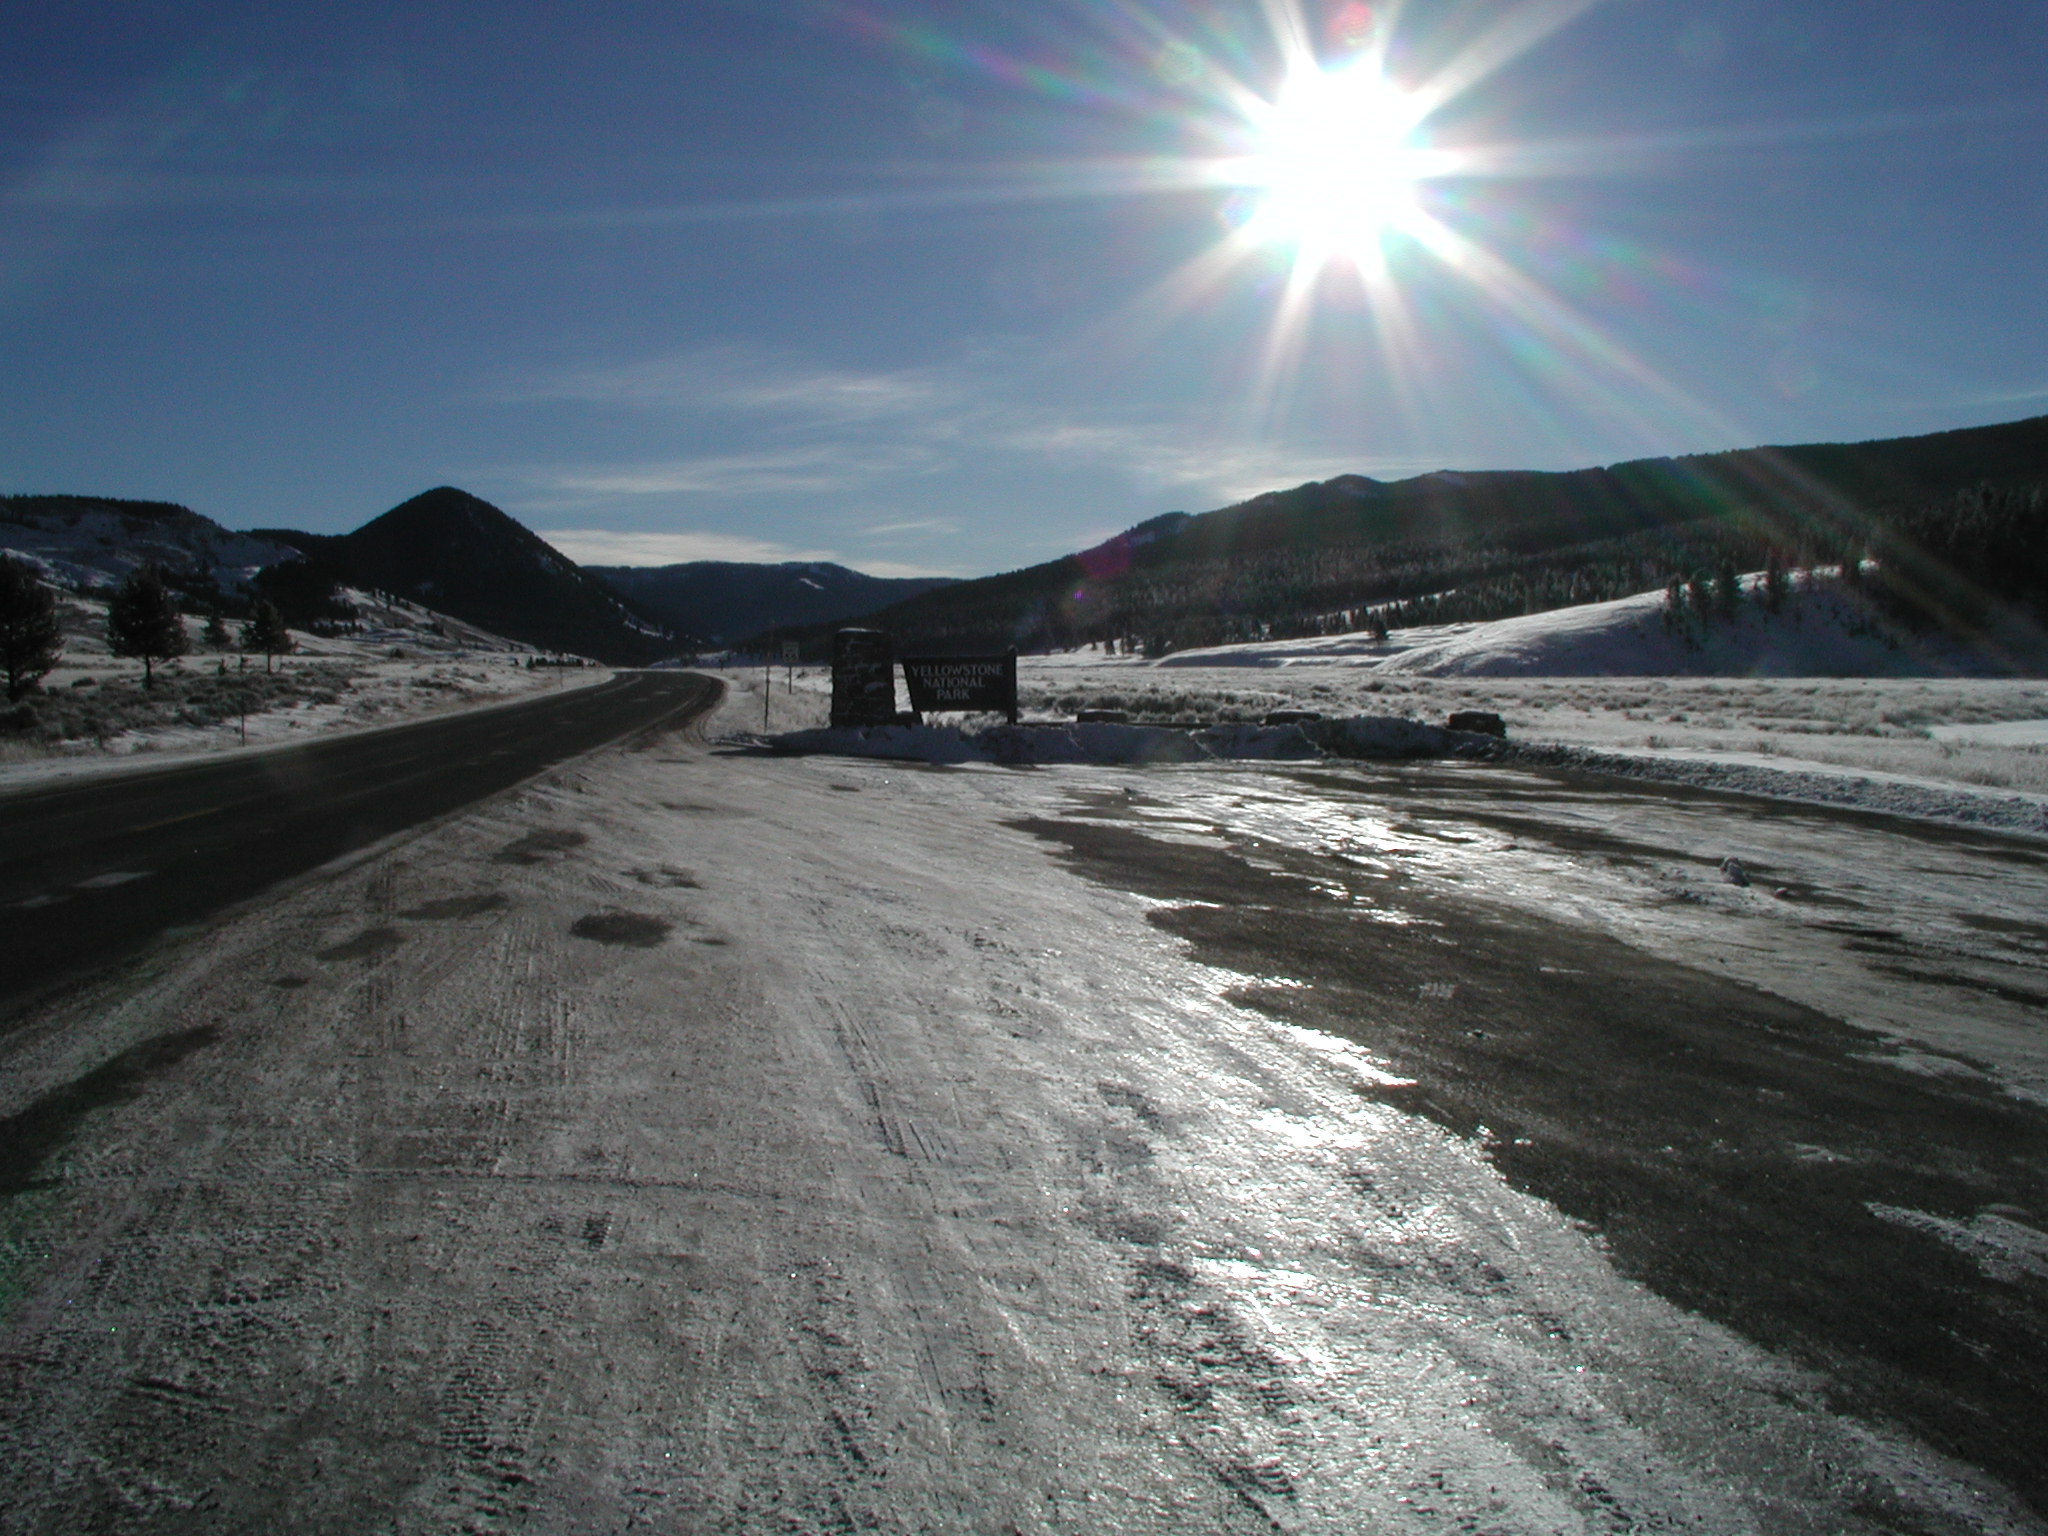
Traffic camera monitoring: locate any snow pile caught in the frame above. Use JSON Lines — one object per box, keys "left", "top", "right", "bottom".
{"left": 1501, "top": 740, "right": 2048, "bottom": 838}
{"left": 768, "top": 714, "right": 1488, "bottom": 766}
{"left": 1310, "top": 714, "right": 1470, "bottom": 758}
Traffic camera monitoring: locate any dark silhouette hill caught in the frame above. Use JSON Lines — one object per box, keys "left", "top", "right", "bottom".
{"left": 589, "top": 560, "right": 956, "bottom": 644}
{"left": 257, "top": 488, "right": 675, "bottom": 663}
{"left": 756, "top": 413, "right": 2048, "bottom": 657}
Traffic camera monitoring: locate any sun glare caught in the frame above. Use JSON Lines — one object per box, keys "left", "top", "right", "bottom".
{"left": 1241, "top": 61, "right": 1424, "bottom": 268}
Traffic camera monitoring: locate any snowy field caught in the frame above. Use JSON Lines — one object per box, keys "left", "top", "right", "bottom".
{"left": 703, "top": 647, "right": 2048, "bottom": 838}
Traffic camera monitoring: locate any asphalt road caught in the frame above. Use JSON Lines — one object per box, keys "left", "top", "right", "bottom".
{"left": 0, "top": 669, "right": 721, "bottom": 1015}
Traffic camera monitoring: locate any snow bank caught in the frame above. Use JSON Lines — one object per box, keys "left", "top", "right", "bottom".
{"left": 1503, "top": 740, "right": 2048, "bottom": 839}
{"left": 767, "top": 714, "right": 1489, "bottom": 766}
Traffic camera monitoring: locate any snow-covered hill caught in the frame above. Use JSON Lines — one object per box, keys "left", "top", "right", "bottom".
{"left": 0, "top": 495, "right": 300, "bottom": 592}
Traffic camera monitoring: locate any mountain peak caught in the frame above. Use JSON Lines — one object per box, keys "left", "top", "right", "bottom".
{"left": 331, "top": 487, "right": 668, "bottom": 661}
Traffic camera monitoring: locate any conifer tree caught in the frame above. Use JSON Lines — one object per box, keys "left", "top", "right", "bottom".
{"left": 1762, "top": 553, "right": 1789, "bottom": 614}
{"left": 241, "top": 600, "right": 293, "bottom": 673}
{"left": 107, "top": 565, "right": 188, "bottom": 686}
{"left": 1714, "top": 556, "right": 1741, "bottom": 621}
{"left": 0, "top": 556, "right": 63, "bottom": 702}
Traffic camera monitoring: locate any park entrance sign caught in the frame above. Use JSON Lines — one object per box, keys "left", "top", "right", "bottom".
{"left": 829, "top": 630, "right": 1022, "bottom": 726}
{"left": 902, "top": 652, "right": 1018, "bottom": 723}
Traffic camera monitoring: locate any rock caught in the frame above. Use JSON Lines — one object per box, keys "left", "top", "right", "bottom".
{"left": 1720, "top": 857, "right": 1750, "bottom": 887}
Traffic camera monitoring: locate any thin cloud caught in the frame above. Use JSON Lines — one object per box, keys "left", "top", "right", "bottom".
{"left": 986, "top": 419, "right": 1422, "bottom": 499}
{"left": 537, "top": 527, "right": 962, "bottom": 578}
{"left": 503, "top": 343, "right": 1405, "bottom": 506}
{"left": 849, "top": 558, "right": 968, "bottom": 579}
{"left": 542, "top": 442, "right": 938, "bottom": 499}
{"left": 537, "top": 528, "right": 837, "bottom": 566}
{"left": 863, "top": 518, "right": 960, "bottom": 538}
{"left": 500, "top": 345, "right": 957, "bottom": 422}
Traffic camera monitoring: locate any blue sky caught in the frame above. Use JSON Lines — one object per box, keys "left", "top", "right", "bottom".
{"left": 3, "top": 1, "right": 2045, "bottom": 576}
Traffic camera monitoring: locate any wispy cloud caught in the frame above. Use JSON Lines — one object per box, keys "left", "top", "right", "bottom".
{"left": 982, "top": 419, "right": 1425, "bottom": 500}
{"left": 505, "top": 345, "right": 957, "bottom": 422}
{"left": 537, "top": 526, "right": 962, "bottom": 577}
{"left": 541, "top": 441, "right": 939, "bottom": 499}
{"left": 862, "top": 517, "right": 959, "bottom": 538}
{"left": 518, "top": 343, "right": 1400, "bottom": 497}
{"left": 538, "top": 528, "right": 836, "bottom": 566}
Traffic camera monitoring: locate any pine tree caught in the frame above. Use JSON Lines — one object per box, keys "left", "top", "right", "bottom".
{"left": 203, "top": 610, "right": 231, "bottom": 649}
{"left": 107, "top": 566, "right": 188, "bottom": 686}
{"left": 1687, "top": 571, "right": 1714, "bottom": 627}
{"left": 1714, "top": 556, "right": 1741, "bottom": 621}
{"left": 1762, "top": 553, "right": 1788, "bottom": 614}
{"left": 0, "top": 556, "right": 63, "bottom": 702}
{"left": 241, "top": 600, "right": 293, "bottom": 673}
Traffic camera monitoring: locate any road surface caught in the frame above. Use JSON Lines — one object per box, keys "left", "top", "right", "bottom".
{"left": 1, "top": 721, "right": 2044, "bottom": 1533}
{"left": 0, "top": 670, "right": 720, "bottom": 1015}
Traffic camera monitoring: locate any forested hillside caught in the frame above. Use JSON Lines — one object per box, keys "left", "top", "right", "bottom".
{"left": 758, "top": 414, "right": 2048, "bottom": 657}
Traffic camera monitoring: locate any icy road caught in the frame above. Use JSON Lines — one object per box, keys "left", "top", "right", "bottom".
{"left": 2, "top": 709, "right": 2046, "bottom": 1533}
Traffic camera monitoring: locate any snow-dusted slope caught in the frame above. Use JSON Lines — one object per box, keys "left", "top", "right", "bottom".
{"left": 1152, "top": 576, "right": 2048, "bottom": 678}
{"left": 0, "top": 496, "right": 300, "bottom": 591}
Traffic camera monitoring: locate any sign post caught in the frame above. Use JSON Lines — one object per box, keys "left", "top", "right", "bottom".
{"left": 782, "top": 639, "right": 799, "bottom": 693}
{"left": 901, "top": 650, "right": 1018, "bottom": 724}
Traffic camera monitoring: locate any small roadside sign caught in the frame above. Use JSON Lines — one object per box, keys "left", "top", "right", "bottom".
{"left": 782, "top": 641, "right": 800, "bottom": 664}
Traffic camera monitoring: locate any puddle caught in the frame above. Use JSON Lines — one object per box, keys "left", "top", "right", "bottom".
{"left": 399, "top": 892, "right": 509, "bottom": 921}
{"left": 73, "top": 870, "right": 150, "bottom": 890}
{"left": 316, "top": 927, "right": 405, "bottom": 962}
{"left": 494, "top": 828, "right": 588, "bottom": 864}
{"left": 570, "top": 912, "right": 672, "bottom": 948}
{"left": 0, "top": 1026, "right": 220, "bottom": 1196}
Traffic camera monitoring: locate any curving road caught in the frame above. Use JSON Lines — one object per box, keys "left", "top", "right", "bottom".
{"left": 0, "top": 669, "right": 721, "bottom": 1016}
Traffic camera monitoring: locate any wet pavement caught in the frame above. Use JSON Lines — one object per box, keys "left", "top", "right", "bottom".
{"left": 1017, "top": 761, "right": 2048, "bottom": 1513}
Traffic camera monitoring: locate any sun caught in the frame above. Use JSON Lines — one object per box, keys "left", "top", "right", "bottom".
{"left": 1238, "top": 59, "right": 1426, "bottom": 269}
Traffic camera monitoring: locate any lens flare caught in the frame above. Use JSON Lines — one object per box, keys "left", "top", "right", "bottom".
{"left": 1239, "top": 60, "right": 1425, "bottom": 268}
